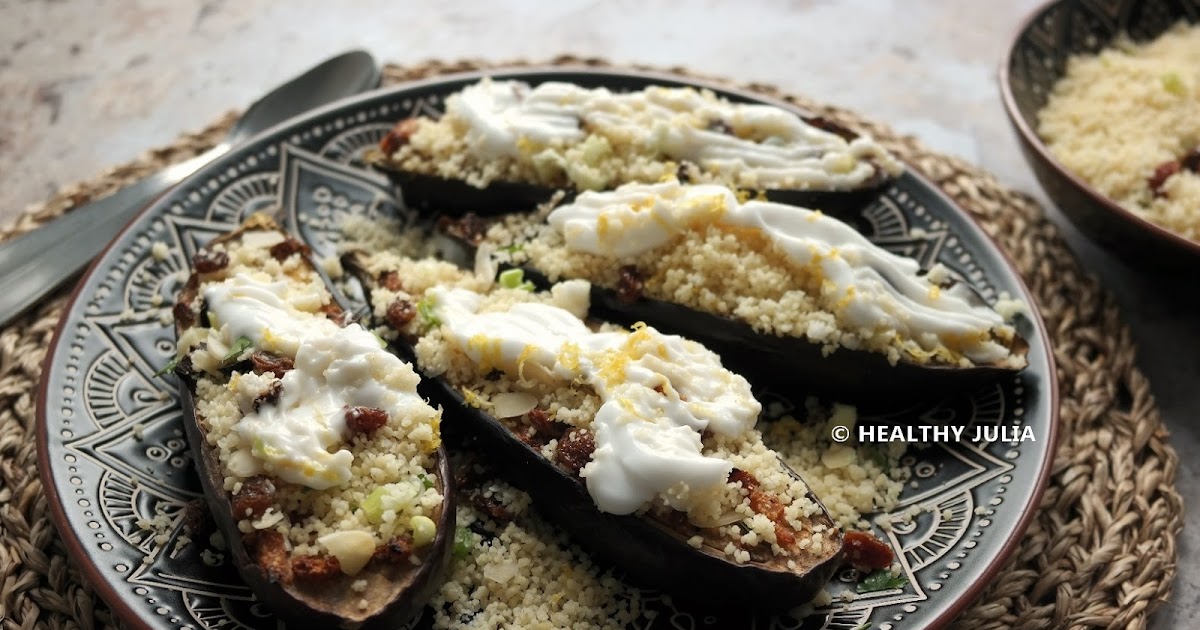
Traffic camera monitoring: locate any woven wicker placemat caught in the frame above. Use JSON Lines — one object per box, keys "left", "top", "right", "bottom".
{"left": 0, "top": 58, "right": 1182, "bottom": 630}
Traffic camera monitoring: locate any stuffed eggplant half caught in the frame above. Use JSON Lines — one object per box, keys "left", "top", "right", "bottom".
{"left": 170, "top": 214, "right": 452, "bottom": 629}
{"left": 470, "top": 180, "right": 1029, "bottom": 402}
{"left": 345, "top": 250, "right": 844, "bottom": 611}
{"left": 366, "top": 77, "right": 905, "bottom": 214}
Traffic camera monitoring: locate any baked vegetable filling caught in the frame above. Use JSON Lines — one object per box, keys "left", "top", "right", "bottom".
{"left": 484, "top": 180, "right": 1027, "bottom": 368}
{"left": 372, "top": 78, "right": 904, "bottom": 192}
{"left": 175, "top": 224, "right": 445, "bottom": 581}
{"left": 355, "top": 253, "right": 838, "bottom": 567}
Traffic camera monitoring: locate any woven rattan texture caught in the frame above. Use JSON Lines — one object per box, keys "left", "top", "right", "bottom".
{"left": 0, "top": 58, "right": 1182, "bottom": 630}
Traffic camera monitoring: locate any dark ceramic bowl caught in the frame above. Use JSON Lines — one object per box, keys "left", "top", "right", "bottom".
{"left": 1000, "top": 0, "right": 1200, "bottom": 269}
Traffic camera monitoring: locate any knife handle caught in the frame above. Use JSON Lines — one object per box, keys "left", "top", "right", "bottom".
{"left": 0, "top": 145, "right": 227, "bottom": 326}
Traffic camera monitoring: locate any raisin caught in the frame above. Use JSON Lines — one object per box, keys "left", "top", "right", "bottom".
{"left": 555, "top": 427, "right": 595, "bottom": 478}
{"left": 746, "top": 485, "right": 796, "bottom": 549}
{"left": 728, "top": 468, "right": 759, "bottom": 493}
{"left": 318, "top": 301, "right": 344, "bottom": 320}
{"left": 373, "top": 536, "right": 414, "bottom": 563}
{"left": 250, "top": 352, "right": 293, "bottom": 378}
{"left": 379, "top": 118, "right": 420, "bottom": 155}
{"left": 386, "top": 298, "right": 417, "bottom": 329}
{"left": 437, "top": 213, "right": 489, "bottom": 245}
{"left": 232, "top": 476, "right": 276, "bottom": 519}
{"left": 292, "top": 554, "right": 342, "bottom": 581}
{"left": 469, "top": 492, "right": 514, "bottom": 523}
{"left": 172, "top": 301, "right": 195, "bottom": 328}
{"left": 346, "top": 406, "right": 389, "bottom": 435}
{"left": 192, "top": 250, "right": 229, "bottom": 274}
{"left": 616, "top": 265, "right": 644, "bottom": 304}
{"left": 268, "top": 237, "right": 309, "bottom": 262}
{"left": 252, "top": 381, "right": 282, "bottom": 412}
{"left": 843, "top": 530, "right": 894, "bottom": 571}
{"left": 379, "top": 270, "right": 404, "bottom": 292}
{"left": 1149, "top": 160, "right": 1181, "bottom": 198}
{"left": 527, "top": 408, "right": 565, "bottom": 439}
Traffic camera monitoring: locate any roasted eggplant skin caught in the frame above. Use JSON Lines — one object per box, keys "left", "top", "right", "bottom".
{"left": 582, "top": 277, "right": 1031, "bottom": 406}
{"left": 373, "top": 166, "right": 889, "bottom": 221}
{"left": 429, "top": 383, "right": 841, "bottom": 613}
{"left": 367, "top": 112, "right": 895, "bottom": 218}
{"left": 346, "top": 255, "right": 843, "bottom": 613}
{"left": 172, "top": 216, "right": 454, "bottom": 630}
{"left": 441, "top": 224, "right": 1029, "bottom": 405}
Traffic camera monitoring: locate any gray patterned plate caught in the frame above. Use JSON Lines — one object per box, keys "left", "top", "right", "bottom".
{"left": 36, "top": 68, "right": 1058, "bottom": 630}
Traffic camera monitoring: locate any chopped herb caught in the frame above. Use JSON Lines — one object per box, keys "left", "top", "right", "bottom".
{"left": 223, "top": 336, "right": 253, "bottom": 362}
{"left": 207, "top": 311, "right": 219, "bottom": 328}
{"left": 862, "top": 445, "right": 889, "bottom": 471}
{"left": 417, "top": 297, "right": 442, "bottom": 327}
{"left": 853, "top": 624, "right": 872, "bottom": 630}
{"left": 154, "top": 355, "right": 181, "bottom": 377}
{"left": 499, "top": 243, "right": 525, "bottom": 254}
{"left": 453, "top": 526, "right": 474, "bottom": 558}
{"left": 1163, "top": 72, "right": 1186, "bottom": 96}
{"left": 498, "top": 268, "right": 535, "bottom": 291}
{"left": 418, "top": 473, "right": 434, "bottom": 489}
{"left": 857, "top": 569, "right": 908, "bottom": 593}
{"left": 372, "top": 331, "right": 388, "bottom": 348}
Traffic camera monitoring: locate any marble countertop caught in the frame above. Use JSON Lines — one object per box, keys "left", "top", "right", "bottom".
{"left": 2, "top": 0, "right": 1196, "bottom": 626}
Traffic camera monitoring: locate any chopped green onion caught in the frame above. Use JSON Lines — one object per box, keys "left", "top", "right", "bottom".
{"left": 499, "top": 243, "right": 525, "bottom": 254}
{"left": 453, "top": 526, "right": 474, "bottom": 558}
{"left": 223, "top": 336, "right": 253, "bottom": 362}
{"left": 498, "top": 268, "right": 535, "bottom": 291}
{"left": 417, "top": 298, "right": 442, "bottom": 328}
{"left": 418, "top": 473, "right": 434, "bottom": 489}
{"left": 857, "top": 569, "right": 908, "bottom": 593}
{"left": 251, "top": 436, "right": 280, "bottom": 459}
{"left": 154, "top": 355, "right": 181, "bottom": 377}
{"left": 372, "top": 331, "right": 388, "bottom": 348}
{"left": 361, "top": 487, "right": 386, "bottom": 523}
{"left": 207, "top": 311, "right": 219, "bottom": 328}
{"left": 1163, "top": 72, "right": 1186, "bottom": 96}
{"left": 853, "top": 624, "right": 872, "bottom": 630}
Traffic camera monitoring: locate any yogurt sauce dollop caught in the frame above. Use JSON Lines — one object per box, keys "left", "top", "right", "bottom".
{"left": 427, "top": 284, "right": 761, "bottom": 514}
{"left": 448, "top": 78, "right": 903, "bottom": 190}
{"left": 547, "top": 181, "right": 1014, "bottom": 365}
{"left": 201, "top": 273, "right": 434, "bottom": 490}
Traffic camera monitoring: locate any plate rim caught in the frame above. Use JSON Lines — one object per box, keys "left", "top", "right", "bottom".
{"left": 35, "top": 65, "right": 1061, "bottom": 630}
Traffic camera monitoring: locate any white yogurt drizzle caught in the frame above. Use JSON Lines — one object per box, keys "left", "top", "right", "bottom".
{"left": 448, "top": 78, "right": 903, "bottom": 189}
{"left": 202, "top": 273, "right": 432, "bottom": 490}
{"left": 427, "top": 285, "right": 761, "bottom": 514}
{"left": 547, "top": 181, "right": 1013, "bottom": 364}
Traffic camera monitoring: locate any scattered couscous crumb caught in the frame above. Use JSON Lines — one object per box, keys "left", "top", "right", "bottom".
{"left": 151, "top": 241, "right": 170, "bottom": 262}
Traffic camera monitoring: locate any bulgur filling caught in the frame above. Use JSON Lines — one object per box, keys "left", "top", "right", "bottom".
{"left": 483, "top": 180, "right": 1025, "bottom": 368}
{"left": 175, "top": 225, "right": 444, "bottom": 580}
{"left": 1038, "top": 21, "right": 1200, "bottom": 241}
{"left": 372, "top": 77, "right": 903, "bottom": 192}
{"left": 354, "top": 251, "right": 835, "bottom": 567}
